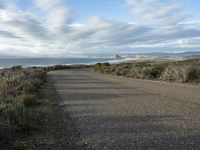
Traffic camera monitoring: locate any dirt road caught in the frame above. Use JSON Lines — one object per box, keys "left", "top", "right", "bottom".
{"left": 49, "top": 69, "right": 200, "bottom": 150}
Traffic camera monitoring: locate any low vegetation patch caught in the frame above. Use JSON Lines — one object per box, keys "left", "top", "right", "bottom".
{"left": 0, "top": 64, "right": 90, "bottom": 149}
{"left": 0, "top": 66, "right": 47, "bottom": 148}
{"left": 161, "top": 64, "right": 200, "bottom": 83}
{"left": 44, "top": 64, "right": 90, "bottom": 71}
{"left": 93, "top": 59, "right": 200, "bottom": 83}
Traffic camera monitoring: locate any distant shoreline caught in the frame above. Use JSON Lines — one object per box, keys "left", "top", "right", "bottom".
{"left": 0, "top": 56, "right": 198, "bottom": 69}
{"left": 0, "top": 57, "right": 127, "bottom": 69}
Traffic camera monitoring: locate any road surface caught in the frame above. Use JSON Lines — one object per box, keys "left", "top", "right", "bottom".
{"left": 49, "top": 69, "right": 200, "bottom": 150}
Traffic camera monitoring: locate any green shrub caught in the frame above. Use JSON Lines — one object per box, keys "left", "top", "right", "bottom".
{"left": 149, "top": 64, "right": 166, "bottom": 78}
{"left": 11, "top": 66, "right": 22, "bottom": 71}
{"left": 93, "top": 63, "right": 111, "bottom": 72}
{"left": 102, "top": 62, "right": 111, "bottom": 66}
{"left": 93, "top": 63, "right": 102, "bottom": 71}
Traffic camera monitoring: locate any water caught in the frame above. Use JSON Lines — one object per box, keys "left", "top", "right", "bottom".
{"left": 0, "top": 58, "right": 121, "bottom": 68}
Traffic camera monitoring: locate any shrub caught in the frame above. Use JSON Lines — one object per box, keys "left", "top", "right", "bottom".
{"left": 148, "top": 64, "right": 166, "bottom": 78}
{"left": 0, "top": 68, "right": 47, "bottom": 133}
{"left": 93, "top": 63, "right": 102, "bottom": 71}
{"left": 187, "top": 66, "right": 200, "bottom": 82}
{"left": 93, "top": 59, "right": 200, "bottom": 83}
{"left": 44, "top": 64, "right": 90, "bottom": 71}
{"left": 102, "top": 62, "right": 111, "bottom": 66}
{"left": 126, "top": 63, "right": 166, "bottom": 79}
{"left": 20, "top": 94, "right": 41, "bottom": 107}
{"left": 93, "top": 63, "right": 111, "bottom": 72}
{"left": 162, "top": 64, "right": 200, "bottom": 83}
{"left": 11, "top": 66, "right": 22, "bottom": 71}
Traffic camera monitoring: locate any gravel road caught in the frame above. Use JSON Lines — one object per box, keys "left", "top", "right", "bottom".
{"left": 49, "top": 69, "right": 200, "bottom": 150}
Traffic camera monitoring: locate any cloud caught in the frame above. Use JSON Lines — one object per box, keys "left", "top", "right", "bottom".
{"left": 0, "top": 30, "right": 19, "bottom": 38}
{"left": 0, "top": 9, "right": 48, "bottom": 39}
{"left": 34, "top": 0, "right": 74, "bottom": 31}
{"left": 0, "top": 0, "right": 200, "bottom": 57}
{"left": 126, "top": 0, "right": 189, "bottom": 26}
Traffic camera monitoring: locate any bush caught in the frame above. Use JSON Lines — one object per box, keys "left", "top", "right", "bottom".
{"left": 11, "top": 66, "right": 22, "bottom": 71}
{"left": 0, "top": 68, "right": 47, "bottom": 133}
{"left": 102, "top": 62, "right": 111, "bottom": 66}
{"left": 93, "top": 59, "right": 200, "bottom": 83}
{"left": 20, "top": 94, "right": 41, "bottom": 107}
{"left": 114, "top": 63, "right": 166, "bottom": 79}
{"left": 44, "top": 64, "right": 90, "bottom": 71}
{"left": 93, "top": 63, "right": 111, "bottom": 72}
{"left": 162, "top": 64, "right": 200, "bottom": 83}
{"left": 149, "top": 64, "right": 166, "bottom": 78}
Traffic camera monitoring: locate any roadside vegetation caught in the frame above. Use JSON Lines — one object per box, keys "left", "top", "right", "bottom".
{"left": 93, "top": 59, "right": 200, "bottom": 83}
{"left": 0, "top": 66, "right": 48, "bottom": 149}
{"left": 44, "top": 64, "right": 90, "bottom": 71}
{"left": 0, "top": 65, "right": 88, "bottom": 149}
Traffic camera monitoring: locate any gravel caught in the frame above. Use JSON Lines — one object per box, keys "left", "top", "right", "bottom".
{"left": 49, "top": 69, "right": 200, "bottom": 150}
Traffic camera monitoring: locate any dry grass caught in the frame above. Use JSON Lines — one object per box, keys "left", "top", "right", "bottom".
{"left": 93, "top": 59, "right": 200, "bottom": 83}
{"left": 161, "top": 64, "right": 200, "bottom": 83}
{"left": 0, "top": 66, "right": 47, "bottom": 148}
{"left": 0, "top": 64, "right": 90, "bottom": 149}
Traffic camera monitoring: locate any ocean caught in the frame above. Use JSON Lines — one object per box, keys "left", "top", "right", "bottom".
{"left": 0, "top": 58, "right": 121, "bottom": 68}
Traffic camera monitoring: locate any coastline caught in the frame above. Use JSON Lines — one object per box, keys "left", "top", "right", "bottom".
{"left": 0, "top": 57, "right": 129, "bottom": 69}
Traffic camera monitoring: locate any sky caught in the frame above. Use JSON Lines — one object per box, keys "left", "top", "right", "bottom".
{"left": 0, "top": 0, "right": 200, "bottom": 57}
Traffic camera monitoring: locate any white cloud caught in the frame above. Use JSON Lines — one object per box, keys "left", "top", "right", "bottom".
{"left": 0, "top": 0, "right": 200, "bottom": 57}
{"left": 126, "top": 0, "right": 189, "bottom": 26}
{"left": 34, "top": 0, "right": 74, "bottom": 31}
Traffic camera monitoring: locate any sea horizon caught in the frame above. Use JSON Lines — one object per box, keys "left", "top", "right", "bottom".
{"left": 0, "top": 57, "right": 127, "bottom": 69}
